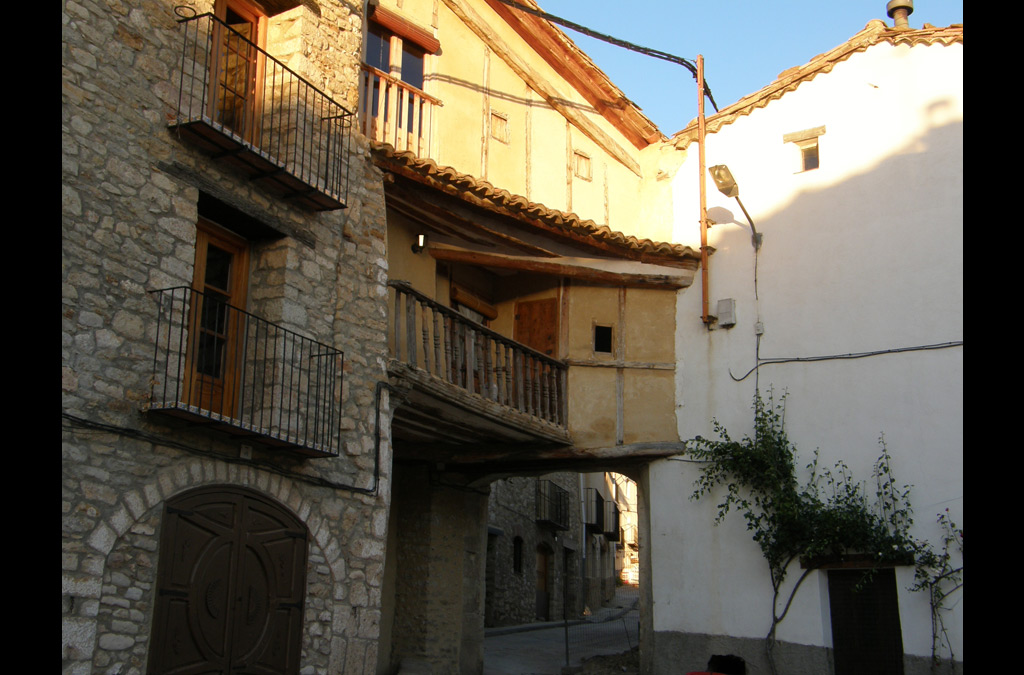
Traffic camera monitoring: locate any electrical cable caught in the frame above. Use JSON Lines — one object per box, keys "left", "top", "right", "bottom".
{"left": 492, "top": 0, "right": 719, "bottom": 112}
{"left": 729, "top": 341, "right": 964, "bottom": 382}
{"left": 62, "top": 380, "right": 398, "bottom": 496}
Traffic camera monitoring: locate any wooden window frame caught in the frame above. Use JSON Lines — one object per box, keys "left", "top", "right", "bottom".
{"left": 187, "top": 218, "right": 250, "bottom": 417}
{"left": 490, "top": 110, "right": 510, "bottom": 144}
{"left": 573, "top": 150, "right": 592, "bottom": 181}
{"left": 210, "top": 0, "right": 269, "bottom": 143}
{"left": 783, "top": 125, "right": 826, "bottom": 173}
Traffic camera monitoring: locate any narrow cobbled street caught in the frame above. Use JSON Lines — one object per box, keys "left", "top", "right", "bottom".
{"left": 484, "top": 587, "right": 640, "bottom": 675}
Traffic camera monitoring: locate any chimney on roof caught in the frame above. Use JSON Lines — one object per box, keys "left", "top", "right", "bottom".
{"left": 886, "top": 0, "right": 914, "bottom": 28}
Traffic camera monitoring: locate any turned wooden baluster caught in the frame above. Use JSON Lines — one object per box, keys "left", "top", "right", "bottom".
{"left": 405, "top": 290, "right": 417, "bottom": 369}
{"left": 542, "top": 363, "right": 551, "bottom": 422}
{"left": 419, "top": 300, "right": 430, "bottom": 373}
{"left": 432, "top": 308, "right": 442, "bottom": 378}
{"left": 501, "top": 343, "right": 511, "bottom": 405}
{"left": 483, "top": 335, "right": 494, "bottom": 400}
{"left": 443, "top": 315, "right": 454, "bottom": 383}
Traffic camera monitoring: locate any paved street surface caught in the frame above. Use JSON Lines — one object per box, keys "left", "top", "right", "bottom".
{"left": 484, "top": 587, "right": 639, "bottom": 675}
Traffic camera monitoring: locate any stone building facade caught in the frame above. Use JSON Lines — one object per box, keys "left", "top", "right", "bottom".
{"left": 62, "top": 1, "right": 394, "bottom": 673}
{"left": 484, "top": 473, "right": 583, "bottom": 626}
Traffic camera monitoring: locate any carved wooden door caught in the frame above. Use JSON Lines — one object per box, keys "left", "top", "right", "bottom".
{"left": 149, "top": 487, "right": 308, "bottom": 675}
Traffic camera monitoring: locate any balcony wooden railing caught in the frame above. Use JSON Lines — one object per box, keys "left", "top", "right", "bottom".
{"left": 536, "top": 480, "right": 571, "bottom": 530}
{"left": 388, "top": 281, "right": 567, "bottom": 428}
{"left": 169, "top": 11, "right": 353, "bottom": 211}
{"left": 148, "top": 287, "right": 344, "bottom": 457}
{"left": 359, "top": 64, "right": 440, "bottom": 157}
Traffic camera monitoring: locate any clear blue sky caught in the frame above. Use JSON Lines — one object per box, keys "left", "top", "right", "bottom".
{"left": 540, "top": 0, "right": 964, "bottom": 135}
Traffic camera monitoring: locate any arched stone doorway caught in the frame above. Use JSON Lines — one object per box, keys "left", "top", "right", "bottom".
{"left": 148, "top": 485, "right": 308, "bottom": 674}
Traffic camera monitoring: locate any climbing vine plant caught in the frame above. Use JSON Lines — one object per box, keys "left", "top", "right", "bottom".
{"left": 688, "top": 391, "right": 962, "bottom": 674}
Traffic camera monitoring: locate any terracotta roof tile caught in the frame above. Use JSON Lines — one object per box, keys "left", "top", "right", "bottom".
{"left": 371, "top": 141, "right": 698, "bottom": 263}
{"left": 671, "top": 21, "right": 963, "bottom": 146}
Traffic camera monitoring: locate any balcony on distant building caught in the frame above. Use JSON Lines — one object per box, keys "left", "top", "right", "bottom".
{"left": 147, "top": 287, "right": 344, "bottom": 457}
{"left": 583, "top": 488, "right": 605, "bottom": 535}
{"left": 168, "top": 11, "right": 353, "bottom": 211}
{"left": 387, "top": 281, "right": 569, "bottom": 454}
{"left": 604, "top": 502, "right": 621, "bottom": 541}
{"left": 535, "top": 479, "right": 571, "bottom": 530}
{"left": 358, "top": 64, "right": 441, "bottom": 158}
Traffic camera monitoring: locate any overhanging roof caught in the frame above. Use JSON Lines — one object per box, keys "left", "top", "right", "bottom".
{"left": 671, "top": 21, "right": 964, "bottom": 147}
{"left": 372, "top": 142, "right": 700, "bottom": 274}
{"left": 484, "top": 0, "right": 665, "bottom": 149}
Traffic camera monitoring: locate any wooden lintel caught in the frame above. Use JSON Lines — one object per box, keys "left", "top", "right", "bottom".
{"left": 443, "top": 0, "right": 643, "bottom": 177}
{"left": 450, "top": 283, "right": 498, "bottom": 320}
{"left": 563, "top": 359, "right": 676, "bottom": 371}
{"left": 396, "top": 440, "right": 687, "bottom": 474}
{"left": 429, "top": 247, "right": 692, "bottom": 289}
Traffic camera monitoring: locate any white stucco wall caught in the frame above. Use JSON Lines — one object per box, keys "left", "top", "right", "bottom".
{"left": 652, "top": 38, "right": 963, "bottom": 660}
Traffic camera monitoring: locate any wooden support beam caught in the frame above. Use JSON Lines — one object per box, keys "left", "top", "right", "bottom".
{"left": 429, "top": 246, "right": 693, "bottom": 289}
{"left": 442, "top": 0, "right": 643, "bottom": 177}
{"left": 386, "top": 189, "right": 560, "bottom": 257}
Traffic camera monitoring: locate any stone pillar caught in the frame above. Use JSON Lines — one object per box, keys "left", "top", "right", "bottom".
{"left": 389, "top": 464, "right": 489, "bottom": 674}
{"left": 637, "top": 464, "right": 655, "bottom": 675}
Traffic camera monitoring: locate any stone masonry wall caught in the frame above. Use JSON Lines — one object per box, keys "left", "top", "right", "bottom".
{"left": 62, "top": 0, "right": 391, "bottom": 673}
{"left": 485, "top": 473, "right": 583, "bottom": 626}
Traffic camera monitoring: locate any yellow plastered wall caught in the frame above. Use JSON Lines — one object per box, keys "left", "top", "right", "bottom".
{"left": 565, "top": 284, "right": 678, "bottom": 447}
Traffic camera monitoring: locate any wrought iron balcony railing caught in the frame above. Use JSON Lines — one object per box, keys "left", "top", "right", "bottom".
{"left": 388, "top": 281, "right": 567, "bottom": 428}
{"left": 148, "top": 287, "right": 344, "bottom": 456}
{"left": 536, "top": 479, "right": 570, "bottom": 530}
{"left": 359, "top": 64, "right": 441, "bottom": 157}
{"left": 583, "top": 488, "right": 605, "bottom": 534}
{"left": 169, "top": 11, "right": 353, "bottom": 211}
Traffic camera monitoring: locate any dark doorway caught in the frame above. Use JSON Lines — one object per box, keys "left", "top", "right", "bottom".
{"left": 148, "top": 486, "right": 308, "bottom": 675}
{"left": 828, "top": 568, "right": 905, "bottom": 675}
{"left": 536, "top": 545, "right": 552, "bottom": 621}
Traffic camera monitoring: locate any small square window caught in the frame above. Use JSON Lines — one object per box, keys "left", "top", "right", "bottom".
{"left": 490, "top": 110, "right": 509, "bottom": 143}
{"left": 594, "top": 325, "right": 613, "bottom": 354}
{"left": 783, "top": 125, "right": 825, "bottom": 173}
{"left": 573, "top": 150, "right": 592, "bottom": 181}
{"left": 799, "top": 140, "right": 819, "bottom": 171}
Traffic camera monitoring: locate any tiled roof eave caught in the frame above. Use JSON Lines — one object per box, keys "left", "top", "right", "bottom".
{"left": 671, "top": 22, "right": 963, "bottom": 148}
{"left": 371, "top": 142, "right": 699, "bottom": 265}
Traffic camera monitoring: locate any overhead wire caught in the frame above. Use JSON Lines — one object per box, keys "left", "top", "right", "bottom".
{"left": 492, "top": 0, "right": 719, "bottom": 112}
{"left": 729, "top": 341, "right": 964, "bottom": 382}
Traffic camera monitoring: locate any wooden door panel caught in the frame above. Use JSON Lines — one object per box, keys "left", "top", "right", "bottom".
{"left": 514, "top": 298, "right": 558, "bottom": 357}
{"left": 150, "top": 488, "right": 308, "bottom": 675}
{"left": 828, "top": 568, "right": 905, "bottom": 675}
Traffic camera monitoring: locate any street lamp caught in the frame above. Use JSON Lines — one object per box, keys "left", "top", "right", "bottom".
{"left": 708, "top": 164, "right": 762, "bottom": 250}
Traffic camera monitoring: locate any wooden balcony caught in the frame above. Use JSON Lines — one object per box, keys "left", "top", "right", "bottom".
{"left": 536, "top": 480, "right": 571, "bottom": 531}
{"left": 387, "top": 281, "right": 569, "bottom": 455}
{"left": 604, "top": 502, "right": 621, "bottom": 541}
{"left": 358, "top": 64, "right": 440, "bottom": 157}
{"left": 168, "top": 12, "right": 354, "bottom": 211}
